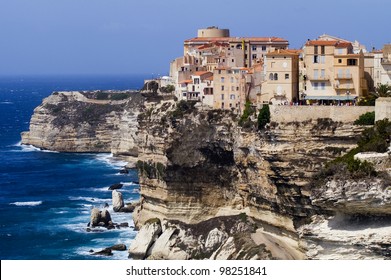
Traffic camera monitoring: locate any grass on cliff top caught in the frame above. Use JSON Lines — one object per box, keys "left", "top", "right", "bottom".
{"left": 312, "top": 118, "right": 391, "bottom": 183}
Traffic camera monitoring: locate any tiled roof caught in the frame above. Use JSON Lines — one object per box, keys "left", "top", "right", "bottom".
{"left": 194, "top": 71, "right": 212, "bottom": 76}
{"left": 305, "top": 40, "right": 352, "bottom": 48}
{"left": 179, "top": 79, "right": 193, "bottom": 84}
{"left": 266, "top": 49, "right": 300, "bottom": 56}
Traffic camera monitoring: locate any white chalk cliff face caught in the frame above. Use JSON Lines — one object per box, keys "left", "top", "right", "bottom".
{"left": 22, "top": 93, "right": 391, "bottom": 259}
{"left": 21, "top": 91, "right": 143, "bottom": 163}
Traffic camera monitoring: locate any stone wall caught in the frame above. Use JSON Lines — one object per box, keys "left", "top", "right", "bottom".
{"left": 375, "top": 97, "right": 391, "bottom": 121}
{"left": 270, "top": 105, "right": 374, "bottom": 123}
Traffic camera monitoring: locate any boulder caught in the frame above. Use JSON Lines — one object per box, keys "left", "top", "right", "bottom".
{"left": 100, "top": 209, "right": 112, "bottom": 225}
{"left": 109, "top": 244, "right": 127, "bottom": 251}
{"left": 205, "top": 228, "right": 228, "bottom": 251}
{"left": 90, "top": 208, "right": 101, "bottom": 227}
{"left": 109, "top": 183, "right": 123, "bottom": 190}
{"left": 112, "top": 190, "right": 124, "bottom": 212}
{"left": 119, "top": 203, "right": 135, "bottom": 213}
{"left": 128, "top": 219, "right": 162, "bottom": 259}
{"left": 92, "top": 248, "right": 113, "bottom": 256}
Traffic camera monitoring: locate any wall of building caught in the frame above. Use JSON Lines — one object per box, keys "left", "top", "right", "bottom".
{"left": 375, "top": 97, "right": 391, "bottom": 121}
{"left": 197, "top": 28, "right": 230, "bottom": 38}
{"left": 270, "top": 105, "right": 374, "bottom": 123}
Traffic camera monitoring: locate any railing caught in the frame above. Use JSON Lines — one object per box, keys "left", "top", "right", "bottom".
{"left": 335, "top": 74, "right": 352, "bottom": 79}
{"left": 334, "top": 84, "right": 354, "bottom": 89}
{"left": 308, "top": 75, "right": 329, "bottom": 81}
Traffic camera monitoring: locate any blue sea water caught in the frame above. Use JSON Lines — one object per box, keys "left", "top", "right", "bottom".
{"left": 0, "top": 75, "right": 145, "bottom": 260}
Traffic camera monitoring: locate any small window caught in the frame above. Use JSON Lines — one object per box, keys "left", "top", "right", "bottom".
{"left": 221, "top": 86, "right": 225, "bottom": 91}
{"left": 245, "top": 54, "right": 248, "bottom": 59}
{"left": 230, "top": 94, "right": 235, "bottom": 100}
{"left": 321, "top": 46, "right": 325, "bottom": 55}
{"left": 229, "top": 103, "right": 232, "bottom": 107}
{"left": 274, "top": 73, "right": 278, "bottom": 80}
{"left": 221, "top": 77, "right": 225, "bottom": 83}
{"left": 252, "top": 46, "right": 257, "bottom": 51}
{"left": 252, "top": 54, "right": 257, "bottom": 60}
{"left": 269, "top": 73, "right": 274, "bottom": 80}
{"left": 347, "top": 59, "right": 357, "bottom": 66}
{"left": 221, "top": 94, "right": 224, "bottom": 100}
{"left": 183, "top": 93, "right": 186, "bottom": 97}
{"left": 314, "top": 46, "right": 318, "bottom": 55}
{"left": 221, "top": 102, "right": 225, "bottom": 109}
{"left": 321, "top": 82, "right": 326, "bottom": 90}
{"left": 230, "top": 77, "right": 234, "bottom": 83}
{"left": 262, "top": 46, "right": 266, "bottom": 51}
{"left": 232, "top": 59, "right": 234, "bottom": 63}
{"left": 285, "top": 74, "right": 289, "bottom": 79}
{"left": 338, "top": 59, "right": 342, "bottom": 63}
{"left": 314, "top": 55, "right": 319, "bottom": 63}
{"left": 314, "top": 82, "right": 319, "bottom": 90}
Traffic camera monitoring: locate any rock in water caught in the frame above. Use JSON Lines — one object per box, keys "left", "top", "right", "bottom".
{"left": 109, "top": 183, "right": 123, "bottom": 190}
{"left": 109, "top": 244, "right": 127, "bottom": 251}
{"left": 92, "top": 248, "right": 113, "bottom": 256}
{"left": 90, "top": 208, "right": 101, "bottom": 227}
{"left": 100, "top": 209, "right": 112, "bottom": 225}
{"left": 112, "top": 190, "right": 124, "bottom": 212}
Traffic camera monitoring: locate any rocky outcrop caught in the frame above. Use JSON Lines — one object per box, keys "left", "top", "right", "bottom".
{"left": 112, "top": 190, "right": 124, "bottom": 212}
{"left": 89, "top": 208, "right": 112, "bottom": 228}
{"left": 21, "top": 91, "right": 144, "bottom": 159}
{"left": 128, "top": 219, "right": 162, "bottom": 259}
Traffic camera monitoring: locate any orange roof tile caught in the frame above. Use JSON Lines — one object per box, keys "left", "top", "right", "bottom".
{"left": 266, "top": 49, "right": 300, "bottom": 56}
{"left": 179, "top": 79, "right": 193, "bottom": 84}
{"left": 306, "top": 40, "right": 352, "bottom": 48}
{"left": 194, "top": 71, "right": 212, "bottom": 76}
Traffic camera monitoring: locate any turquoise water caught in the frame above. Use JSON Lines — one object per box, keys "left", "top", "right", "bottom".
{"left": 0, "top": 75, "right": 144, "bottom": 259}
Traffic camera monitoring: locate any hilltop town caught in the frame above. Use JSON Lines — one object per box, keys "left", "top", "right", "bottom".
{"left": 145, "top": 26, "right": 391, "bottom": 111}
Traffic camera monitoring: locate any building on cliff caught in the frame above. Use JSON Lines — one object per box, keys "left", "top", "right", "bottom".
{"left": 301, "top": 39, "right": 368, "bottom": 104}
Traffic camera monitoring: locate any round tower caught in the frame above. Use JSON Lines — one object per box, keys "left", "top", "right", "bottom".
{"left": 197, "top": 26, "right": 230, "bottom": 38}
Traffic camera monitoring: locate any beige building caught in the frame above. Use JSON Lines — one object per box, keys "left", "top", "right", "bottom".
{"left": 179, "top": 71, "right": 214, "bottom": 107}
{"left": 260, "top": 49, "right": 299, "bottom": 104}
{"left": 303, "top": 40, "right": 367, "bottom": 104}
{"left": 213, "top": 67, "right": 249, "bottom": 112}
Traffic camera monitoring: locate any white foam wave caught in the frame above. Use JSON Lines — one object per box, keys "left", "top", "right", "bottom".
{"left": 94, "top": 153, "right": 129, "bottom": 169}
{"left": 10, "top": 201, "right": 42, "bottom": 207}
{"left": 69, "top": 196, "right": 111, "bottom": 203}
{"left": 0, "top": 101, "right": 13, "bottom": 104}
{"left": 120, "top": 182, "right": 139, "bottom": 187}
{"left": 20, "top": 144, "right": 41, "bottom": 152}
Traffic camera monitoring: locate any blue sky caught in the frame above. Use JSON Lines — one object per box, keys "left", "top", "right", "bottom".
{"left": 0, "top": 0, "right": 389, "bottom": 76}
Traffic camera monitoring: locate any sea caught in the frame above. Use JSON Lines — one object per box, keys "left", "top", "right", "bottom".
{"left": 0, "top": 75, "right": 146, "bottom": 260}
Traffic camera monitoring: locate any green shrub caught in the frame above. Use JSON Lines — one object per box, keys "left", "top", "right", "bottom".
{"left": 257, "top": 105, "right": 270, "bottom": 130}
{"left": 96, "top": 91, "right": 109, "bottom": 100}
{"left": 239, "top": 101, "right": 255, "bottom": 126}
{"left": 354, "top": 111, "right": 375, "bottom": 126}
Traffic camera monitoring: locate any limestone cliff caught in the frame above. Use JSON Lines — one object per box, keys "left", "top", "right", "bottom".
{"left": 131, "top": 100, "right": 390, "bottom": 259}
{"left": 21, "top": 91, "right": 144, "bottom": 163}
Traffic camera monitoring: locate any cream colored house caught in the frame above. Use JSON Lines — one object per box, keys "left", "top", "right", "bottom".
{"left": 179, "top": 71, "right": 214, "bottom": 107}
{"left": 213, "top": 67, "right": 249, "bottom": 112}
{"left": 260, "top": 49, "right": 299, "bottom": 104}
{"left": 303, "top": 40, "right": 367, "bottom": 104}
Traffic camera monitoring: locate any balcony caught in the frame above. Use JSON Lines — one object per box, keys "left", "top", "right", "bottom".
{"left": 334, "top": 84, "right": 354, "bottom": 90}
{"left": 308, "top": 75, "right": 329, "bottom": 81}
{"left": 335, "top": 74, "right": 352, "bottom": 80}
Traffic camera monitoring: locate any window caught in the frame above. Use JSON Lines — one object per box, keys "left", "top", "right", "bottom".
{"left": 252, "top": 46, "right": 257, "bottom": 51}
{"left": 274, "top": 73, "right": 278, "bottom": 80}
{"left": 236, "top": 86, "right": 239, "bottom": 91}
{"left": 321, "top": 69, "right": 325, "bottom": 78}
{"left": 285, "top": 74, "right": 289, "bottom": 79}
{"left": 314, "top": 69, "right": 319, "bottom": 79}
{"left": 262, "top": 46, "right": 266, "bottom": 51}
{"left": 182, "top": 93, "right": 186, "bottom": 97}
{"left": 221, "top": 77, "right": 225, "bottom": 83}
{"left": 221, "top": 86, "right": 225, "bottom": 91}
{"left": 321, "top": 82, "right": 326, "bottom": 90}
{"left": 320, "top": 55, "right": 325, "bottom": 64}
{"left": 338, "top": 59, "right": 342, "bottom": 63}
{"left": 338, "top": 48, "right": 343, "bottom": 55}
{"left": 230, "top": 94, "right": 235, "bottom": 100}
{"left": 321, "top": 46, "right": 325, "bottom": 55}
{"left": 245, "top": 54, "right": 248, "bottom": 59}
{"left": 347, "top": 59, "right": 357, "bottom": 66}
{"left": 221, "top": 94, "right": 224, "bottom": 100}
{"left": 230, "top": 77, "right": 234, "bottom": 83}
{"left": 314, "top": 82, "right": 319, "bottom": 90}
{"left": 229, "top": 103, "right": 232, "bottom": 108}
{"left": 218, "top": 70, "right": 222, "bottom": 74}
{"left": 314, "top": 55, "right": 319, "bottom": 63}
{"left": 194, "top": 78, "right": 200, "bottom": 84}
{"left": 231, "top": 86, "right": 235, "bottom": 91}
{"left": 252, "top": 54, "right": 257, "bottom": 60}
{"left": 221, "top": 102, "right": 225, "bottom": 109}
{"left": 314, "top": 46, "right": 318, "bottom": 55}
{"left": 269, "top": 73, "right": 274, "bottom": 80}
{"left": 232, "top": 59, "right": 234, "bottom": 63}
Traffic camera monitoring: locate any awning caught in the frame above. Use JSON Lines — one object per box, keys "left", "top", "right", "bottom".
{"left": 303, "top": 95, "right": 358, "bottom": 101}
